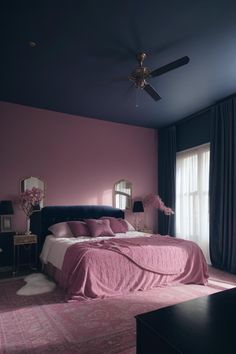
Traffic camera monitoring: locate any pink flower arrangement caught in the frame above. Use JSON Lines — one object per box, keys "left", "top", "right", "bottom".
{"left": 143, "top": 194, "right": 174, "bottom": 216}
{"left": 19, "top": 187, "right": 44, "bottom": 217}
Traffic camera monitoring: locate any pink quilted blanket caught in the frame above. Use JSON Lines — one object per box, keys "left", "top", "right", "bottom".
{"left": 60, "top": 235, "right": 208, "bottom": 301}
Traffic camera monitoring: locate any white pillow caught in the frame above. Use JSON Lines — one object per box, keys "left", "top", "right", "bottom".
{"left": 48, "top": 222, "right": 73, "bottom": 238}
{"left": 124, "top": 219, "right": 135, "bottom": 231}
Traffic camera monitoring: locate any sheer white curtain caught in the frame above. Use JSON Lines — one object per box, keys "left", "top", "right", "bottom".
{"left": 176, "top": 144, "right": 210, "bottom": 263}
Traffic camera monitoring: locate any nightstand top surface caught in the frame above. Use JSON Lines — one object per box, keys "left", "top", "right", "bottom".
{"left": 14, "top": 234, "right": 37, "bottom": 245}
{"left": 14, "top": 234, "right": 37, "bottom": 237}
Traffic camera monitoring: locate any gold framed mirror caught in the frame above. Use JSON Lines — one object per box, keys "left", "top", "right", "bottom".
{"left": 20, "top": 176, "right": 45, "bottom": 208}
{"left": 113, "top": 179, "right": 132, "bottom": 210}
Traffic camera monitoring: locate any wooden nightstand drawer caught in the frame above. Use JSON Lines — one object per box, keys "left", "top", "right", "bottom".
{"left": 14, "top": 234, "right": 37, "bottom": 245}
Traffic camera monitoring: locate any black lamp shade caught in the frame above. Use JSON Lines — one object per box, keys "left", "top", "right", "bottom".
{"left": 132, "top": 201, "right": 144, "bottom": 213}
{"left": 0, "top": 200, "right": 14, "bottom": 215}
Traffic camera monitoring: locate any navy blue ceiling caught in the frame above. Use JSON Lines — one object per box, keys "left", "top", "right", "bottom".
{"left": 1, "top": 1, "right": 236, "bottom": 128}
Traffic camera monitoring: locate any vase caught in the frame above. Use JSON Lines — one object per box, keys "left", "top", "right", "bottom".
{"left": 26, "top": 217, "right": 31, "bottom": 235}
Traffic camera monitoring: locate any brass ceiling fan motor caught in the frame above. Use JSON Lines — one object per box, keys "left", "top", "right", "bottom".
{"left": 128, "top": 52, "right": 190, "bottom": 101}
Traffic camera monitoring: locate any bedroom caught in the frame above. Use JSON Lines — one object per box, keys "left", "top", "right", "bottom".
{"left": 1, "top": 1, "right": 236, "bottom": 353}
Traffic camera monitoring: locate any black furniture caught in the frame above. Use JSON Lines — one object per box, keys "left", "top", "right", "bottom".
{"left": 0, "top": 232, "right": 39, "bottom": 273}
{"left": 136, "top": 287, "right": 236, "bottom": 354}
{"left": 0, "top": 200, "right": 14, "bottom": 233}
{"left": 0, "top": 232, "right": 14, "bottom": 268}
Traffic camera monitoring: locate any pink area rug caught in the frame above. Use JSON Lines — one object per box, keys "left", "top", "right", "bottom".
{"left": 1, "top": 266, "right": 236, "bottom": 354}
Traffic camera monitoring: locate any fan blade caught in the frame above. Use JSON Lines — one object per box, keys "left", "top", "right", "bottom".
{"left": 150, "top": 56, "right": 190, "bottom": 78}
{"left": 143, "top": 83, "right": 161, "bottom": 101}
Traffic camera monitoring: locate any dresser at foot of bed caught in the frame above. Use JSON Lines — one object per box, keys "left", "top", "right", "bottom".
{"left": 136, "top": 287, "right": 236, "bottom": 354}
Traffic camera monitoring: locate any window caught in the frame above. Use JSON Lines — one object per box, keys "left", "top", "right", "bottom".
{"left": 176, "top": 144, "right": 210, "bottom": 263}
{"left": 113, "top": 180, "right": 132, "bottom": 210}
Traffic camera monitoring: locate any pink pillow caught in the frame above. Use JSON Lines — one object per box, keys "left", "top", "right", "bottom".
{"left": 85, "top": 219, "right": 115, "bottom": 237}
{"left": 100, "top": 217, "right": 128, "bottom": 233}
{"left": 48, "top": 222, "right": 73, "bottom": 238}
{"left": 68, "top": 221, "right": 90, "bottom": 237}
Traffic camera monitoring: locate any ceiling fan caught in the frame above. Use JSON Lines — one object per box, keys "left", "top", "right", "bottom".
{"left": 128, "top": 53, "right": 190, "bottom": 101}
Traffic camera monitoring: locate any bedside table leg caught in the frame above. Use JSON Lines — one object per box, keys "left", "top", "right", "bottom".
{"left": 17, "top": 245, "right": 20, "bottom": 273}
{"left": 35, "top": 243, "right": 38, "bottom": 270}
{"left": 13, "top": 244, "right": 16, "bottom": 275}
{"left": 28, "top": 245, "right": 31, "bottom": 268}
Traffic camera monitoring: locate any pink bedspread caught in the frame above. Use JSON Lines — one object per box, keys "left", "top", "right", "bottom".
{"left": 58, "top": 235, "right": 208, "bottom": 301}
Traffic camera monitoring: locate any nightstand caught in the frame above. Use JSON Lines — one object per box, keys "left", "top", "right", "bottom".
{"left": 0, "top": 232, "right": 14, "bottom": 270}
{"left": 139, "top": 228, "right": 153, "bottom": 234}
{"left": 13, "top": 234, "right": 38, "bottom": 274}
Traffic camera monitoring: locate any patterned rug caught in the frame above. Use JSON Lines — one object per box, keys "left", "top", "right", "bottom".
{"left": 0, "top": 266, "right": 236, "bottom": 354}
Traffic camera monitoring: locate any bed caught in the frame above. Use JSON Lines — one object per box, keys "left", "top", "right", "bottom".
{"left": 31, "top": 205, "right": 209, "bottom": 302}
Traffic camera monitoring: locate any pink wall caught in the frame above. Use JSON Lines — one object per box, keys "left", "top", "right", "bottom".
{"left": 0, "top": 101, "right": 157, "bottom": 231}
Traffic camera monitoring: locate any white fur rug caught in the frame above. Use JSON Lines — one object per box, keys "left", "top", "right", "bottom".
{"left": 17, "top": 273, "right": 56, "bottom": 296}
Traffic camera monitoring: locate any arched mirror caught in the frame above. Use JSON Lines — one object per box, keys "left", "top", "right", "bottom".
{"left": 113, "top": 179, "right": 132, "bottom": 210}
{"left": 20, "top": 176, "right": 45, "bottom": 208}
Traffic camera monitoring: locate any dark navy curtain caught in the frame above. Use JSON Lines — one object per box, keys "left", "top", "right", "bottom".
{"left": 158, "top": 126, "right": 176, "bottom": 236}
{"left": 209, "top": 96, "right": 236, "bottom": 273}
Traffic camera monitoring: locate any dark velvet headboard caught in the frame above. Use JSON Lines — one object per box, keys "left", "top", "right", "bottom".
{"left": 30, "top": 205, "right": 124, "bottom": 252}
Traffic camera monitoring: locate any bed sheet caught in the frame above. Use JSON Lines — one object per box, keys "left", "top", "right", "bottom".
{"left": 40, "top": 231, "right": 151, "bottom": 270}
